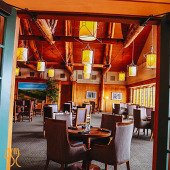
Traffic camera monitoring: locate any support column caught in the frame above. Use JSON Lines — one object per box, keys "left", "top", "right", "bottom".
{"left": 99, "top": 74, "right": 104, "bottom": 111}
{"left": 153, "top": 14, "right": 170, "bottom": 170}
{"left": 0, "top": 9, "right": 19, "bottom": 170}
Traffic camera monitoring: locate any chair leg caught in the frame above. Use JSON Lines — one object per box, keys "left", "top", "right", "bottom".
{"left": 126, "top": 161, "right": 130, "bottom": 170}
{"left": 147, "top": 129, "right": 148, "bottom": 136}
{"left": 60, "top": 164, "right": 64, "bottom": 170}
{"left": 105, "top": 163, "right": 108, "bottom": 170}
{"left": 44, "top": 159, "right": 49, "bottom": 170}
{"left": 137, "top": 129, "right": 140, "bottom": 138}
{"left": 114, "top": 165, "right": 117, "bottom": 170}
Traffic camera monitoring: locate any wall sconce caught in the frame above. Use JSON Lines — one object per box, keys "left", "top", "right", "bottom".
{"left": 16, "top": 48, "right": 28, "bottom": 61}
{"left": 79, "top": 21, "right": 97, "bottom": 41}
{"left": 37, "top": 61, "right": 45, "bottom": 71}
{"left": 48, "top": 68, "right": 55, "bottom": 77}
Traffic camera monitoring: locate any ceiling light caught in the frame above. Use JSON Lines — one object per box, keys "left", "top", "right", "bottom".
{"left": 118, "top": 72, "right": 125, "bottom": 81}
{"left": 16, "top": 48, "right": 28, "bottom": 61}
{"left": 48, "top": 69, "right": 55, "bottom": 77}
{"left": 79, "top": 21, "right": 97, "bottom": 41}
{"left": 37, "top": 61, "right": 45, "bottom": 71}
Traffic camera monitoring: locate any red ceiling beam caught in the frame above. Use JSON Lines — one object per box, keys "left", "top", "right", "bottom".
{"left": 17, "top": 10, "right": 160, "bottom": 25}
{"left": 19, "top": 35, "right": 123, "bottom": 44}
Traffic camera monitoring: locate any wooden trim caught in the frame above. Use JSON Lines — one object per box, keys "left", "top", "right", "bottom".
{"left": 0, "top": 1, "right": 12, "bottom": 16}
{"left": 19, "top": 35, "right": 123, "bottom": 44}
{"left": 127, "top": 78, "right": 156, "bottom": 87}
{"left": 17, "top": 10, "right": 160, "bottom": 25}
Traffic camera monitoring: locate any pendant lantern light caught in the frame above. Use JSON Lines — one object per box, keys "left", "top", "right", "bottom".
{"left": 82, "top": 49, "right": 93, "bottom": 64}
{"left": 15, "top": 67, "right": 20, "bottom": 76}
{"left": 16, "top": 48, "right": 28, "bottom": 61}
{"left": 79, "top": 21, "right": 97, "bottom": 41}
{"left": 84, "top": 72, "right": 91, "bottom": 79}
{"left": 37, "top": 61, "right": 45, "bottom": 72}
{"left": 128, "top": 41, "right": 137, "bottom": 76}
{"left": 83, "top": 64, "right": 92, "bottom": 74}
{"left": 48, "top": 68, "right": 55, "bottom": 78}
{"left": 146, "top": 26, "right": 156, "bottom": 68}
{"left": 118, "top": 72, "right": 125, "bottom": 81}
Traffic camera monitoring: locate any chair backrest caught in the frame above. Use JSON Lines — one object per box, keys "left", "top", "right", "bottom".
{"left": 127, "top": 104, "right": 137, "bottom": 116}
{"left": 146, "top": 107, "right": 153, "bottom": 117}
{"left": 82, "top": 104, "right": 92, "bottom": 116}
{"left": 138, "top": 107, "right": 147, "bottom": 120}
{"left": 45, "top": 119, "right": 69, "bottom": 162}
{"left": 44, "top": 106, "right": 53, "bottom": 120}
{"left": 16, "top": 99, "right": 24, "bottom": 106}
{"left": 47, "top": 104, "right": 58, "bottom": 113}
{"left": 55, "top": 113, "right": 73, "bottom": 127}
{"left": 114, "top": 122, "right": 133, "bottom": 164}
{"left": 101, "top": 114, "right": 123, "bottom": 136}
{"left": 75, "top": 108, "right": 87, "bottom": 126}
{"left": 89, "top": 101, "right": 95, "bottom": 113}
{"left": 114, "top": 104, "right": 120, "bottom": 110}
{"left": 63, "top": 103, "right": 71, "bottom": 112}
{"left": 133, "top": 109, "right": 141, "bottom": 127}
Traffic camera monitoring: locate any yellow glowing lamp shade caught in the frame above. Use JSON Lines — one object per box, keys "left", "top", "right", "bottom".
{"left": 84, "top": 73, "right": 91, "bottom": 79}
{"left": 48, "top": 69, "right": 55, "bottom": 77}
{"left": 16, "top": 48, "right": 28, "bottom": 61}
{"left": 118, "top": 72, "right": 125, "bottom": 81}
{"left": 79, "top": 21, "right": 97, "bottom": 41}
{"left": 128, "top": 65, "right": 137, "bottom": 76}
{"left": 37, "top": 61, "right": 45, "bottom": 71}
{"left": 146, "top": 53, "right": 156, "bottom": 68}
{"left": 82, "top": 50, "right": 93, "bottom": 64}
{"left": 16, "top": 67, "right": 20, "bottom": 76}
{"left": 83, "top": 64, "right": 92, "bottom": 74}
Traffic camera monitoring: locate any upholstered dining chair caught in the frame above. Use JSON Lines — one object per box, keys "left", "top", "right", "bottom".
{"left": 45, "top": 119, "right": 87, "bottom": 170}
{"left": 63, "top": 103, "right": 72, "bottom": 113}
{"left": 82, "top": 103, "right": 92, "bottom": 123}
{"left": 74, "top": 108, "right": 87, "bottom": 127}
{"left": 92, "top": 114, "right": 123, "bottom": 145}
{"left": 22, "top": 100, "right": 34, "bottom": 121}
{"left": 90, "top": 122, "right": 133, "bottom": 170}
{"left": 133, "top": 109, "right": 150, "bottom": 137}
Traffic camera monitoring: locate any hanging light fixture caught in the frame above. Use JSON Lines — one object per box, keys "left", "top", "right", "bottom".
{"left": 37, "top": 61, "right": 45, "bottom": 72}
{"left": 118, "top": 72, "right": 125, "bottom": 81}
{"left": 79, "top": 21, "right": 97, "bottom": 41}
{"left": 48, "top": 68, "right": 55, "bottom": 78}
{"left": 83, "top": 72, "right": 91, "bottom": 79}
{"left": 84, "top": 64, "right": 92, "bottom": 74}
{"left": 15, "top": 67, "right": 20, "bottom": 76}
{"left": 16, "top": 48, "right": 28, "bottom": 61}
{"left": 146, "top": 26, "right": 156, "bottom": 68}
{"left": 128, "top": 41, "right": 137, "bottom": 76}
{"left": 82, "top": 44, "right": 93, "bottom": 64}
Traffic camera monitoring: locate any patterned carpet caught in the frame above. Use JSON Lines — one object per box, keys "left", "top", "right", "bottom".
{"left": 11, "top": 113, "right": 153, "bottom": 170}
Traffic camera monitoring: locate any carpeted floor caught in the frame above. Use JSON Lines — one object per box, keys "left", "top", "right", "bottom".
{"left": 11, "top": 113, "right": 153, "bottom": 170}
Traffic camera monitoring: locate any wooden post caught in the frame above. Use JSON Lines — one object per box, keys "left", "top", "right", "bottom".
{"left": 57, "top": 80, "right": 61, "bottom": 111}
{"left": 99, "top": 74, "right": 104, "bottom": 111}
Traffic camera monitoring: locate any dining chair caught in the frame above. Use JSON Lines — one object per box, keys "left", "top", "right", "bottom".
{"left": 63, "top": 103, "right": 72, "bottom": 113}
{"left": 21, "top": 100, "right": 34, "bottom": 121}
{"left": 35, "top": 100, "right": 45, "bottom": 116}
{"left": 133, "top": 109, "right": 150, "bottom": 137}
{"left": 82, "top": 103, "right": 92, "bottom": 123}
{"left": 73, "top": 108, "right": 87, "bottom": 127}
{"left": 45, "top": 119, "right": 87, "bottom": 170}
{"left": 90, "top": 122, "right": 134, "bottom": 170}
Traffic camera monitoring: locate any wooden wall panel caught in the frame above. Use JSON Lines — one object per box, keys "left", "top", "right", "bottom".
{"left": 73, "top": 83, "right": 100, "bottom": 107}
{"left": 104, "top": 84, "right": 127, "bottom": 112}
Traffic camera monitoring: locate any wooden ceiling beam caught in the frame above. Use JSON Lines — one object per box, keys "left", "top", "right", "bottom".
{"left": 65, "top": 20, "right": 74, "bottom": 78}
{"left": 124, "top": 24, "right": 144, "bottom": 48}
{"left": 19, "top": 35, "right": 123, "bottom": 44}
{"left": 22, "top": 19, "right": 40, "bottom": 61}
{"left": 22, "top": 63, "right": 37, "bottom": 71}
{"left": 35, "top": 19, "right": 56, "bottom": 45}
{"left": 17, "top": 11, "right": 160, "bottom": 25}
{"left": 72, "top": 63, "right": 104, "bottom": 68}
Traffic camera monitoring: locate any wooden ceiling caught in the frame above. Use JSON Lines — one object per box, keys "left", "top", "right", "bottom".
{"left": 7, "top": 0, "right": 165, "bottom": 73}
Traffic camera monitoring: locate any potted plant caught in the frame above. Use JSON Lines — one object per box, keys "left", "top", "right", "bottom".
{"left": 45, "top": 79, "right": 59, "bottom": 103}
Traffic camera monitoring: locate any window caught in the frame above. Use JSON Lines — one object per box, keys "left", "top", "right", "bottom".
{"left": 130, "top": 83, "right": 156, "bottom": 108}
{"left": 111, "top": 92, "right": 122, "bottom": 100}
{"left": 86, "top": 91, "right": 97, "bottom": 99}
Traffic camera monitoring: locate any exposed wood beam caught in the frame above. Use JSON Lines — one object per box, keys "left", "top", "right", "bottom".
{"left": 0, "top": 1, "right": 12, "bottom": 16}
{"left": 72, "top": 63, "right": 104, "bottom": 68}
{"left": 19, "top": 35, "right": 123, "bottom": 44}
{"left": 35, "top": 19, "right": 55, "bottom": 45}
{"left": 124, "top": 24, "right": 144, "bottom": 48}
{"left": 22, "top": 19, "right": 40, "bottom": 60}
{"left": 17, "top": 10, "right": 160, "bottom": 25}
{"left": 22, "top": 63, "right": 37, "bottom": 71}
{"left": 65, "top": 20, "right": 74, "bottom": 79}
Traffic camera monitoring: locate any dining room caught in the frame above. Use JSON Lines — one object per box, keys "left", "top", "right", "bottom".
{"left": 0, "top": 1, "right": 170, "bottom": 170}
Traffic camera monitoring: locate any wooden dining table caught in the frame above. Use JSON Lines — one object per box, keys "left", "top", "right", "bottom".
{"left": 68, "top": 127, "right": 111, "bottom": 149}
